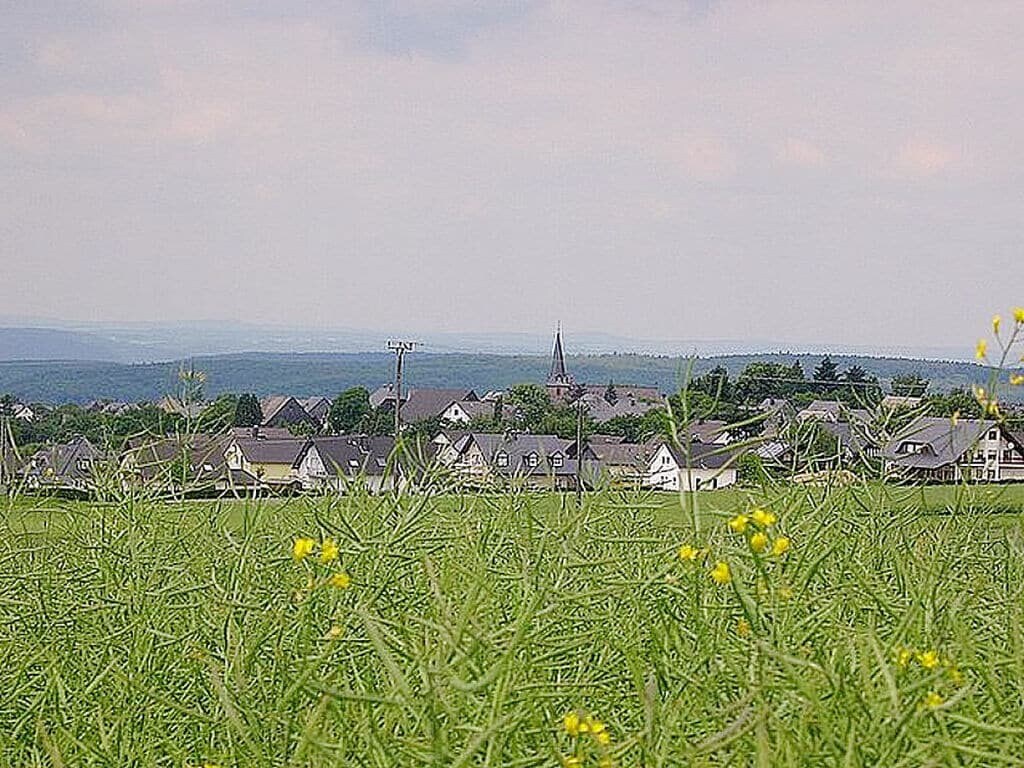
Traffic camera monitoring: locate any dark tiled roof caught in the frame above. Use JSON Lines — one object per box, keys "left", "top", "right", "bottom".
{"left": 235, "top": 438, "right": 308, "bottom": 465}
{"left": 882, "top": 416, "right": 994, "bottom": 469}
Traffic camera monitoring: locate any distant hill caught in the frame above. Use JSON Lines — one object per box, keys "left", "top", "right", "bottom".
{"left": 0, "top": 328, "right": 141, "bottom": 363}
{"left": 0, "top": 351, "right": 1018, "bottom": 405}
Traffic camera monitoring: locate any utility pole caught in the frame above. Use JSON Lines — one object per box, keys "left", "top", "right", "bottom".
{"left": 387, "top": 340, "right": 417, "bottom": 436}
{"left": 575, "top": 394, "right": 584, "bottom": 506}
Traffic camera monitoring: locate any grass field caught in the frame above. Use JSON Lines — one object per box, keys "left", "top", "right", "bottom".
{"left": 3, "top": 482, "right": 1024, "bottom": 765}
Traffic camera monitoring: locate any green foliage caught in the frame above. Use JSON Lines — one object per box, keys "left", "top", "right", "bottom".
{"left": 4, "top": 486, "right": 1024, "bottom": 764}
{"left": 892, "top": 373, "right": 930, "bottom": 397}
{"left": 328, "top": 387, "right": 371, "bottom": 434}
{"left": 234, "top": 393, "right": 262, "bottom": 427}
{"left": 198, "top": 393, "right": 238, "bottom": 431}
{"left": 10, "top": 402, "right": 184, "bottom": 451}
{"left": 814, "top": 355, "right": 839, "bottom": 384}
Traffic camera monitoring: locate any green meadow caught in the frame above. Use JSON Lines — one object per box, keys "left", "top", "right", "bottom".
{"left": 3, "top": 483, "right": 1024, "bottom": 766}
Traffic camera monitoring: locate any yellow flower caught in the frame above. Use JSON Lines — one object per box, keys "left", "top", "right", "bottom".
{"left": 737, "top": 618, "right": 751, "bottom": 637}
{"left": 595, "top": 730, "right": 611, "bottom": 745}
{"left": 563, "top": 711, "right": 580, "bottom": 737}
{"left": 562, "top": 758, "right": 582, "bottom": 768}
{"left": 917, "top": 650, "right": 940, "bottom": 669}
{"left": 598, "top": 759, "right": 613, "bottom": 768}
{"left": 319, "top": 537, "right": 339, "bottom": 564}
{"left": 292, "top": 537, "right": 315, "bottom": 561}
{"left": 728, "top": 514, "right": 749, "bottom": 534}
{"left": 1015, "top": 307, "right": 1024, "bottom": 324}
{"left": 896, "top": 648, "right": 912, "bottom": 668}
{"left": 678, "top": 544, "right": 700, "bottom": 561}
{"left": 976, "top": 339, "right": 987, "bottom": 360}
{"left": 328, "top": 572, "right": 351, "bottom": 589}
{"left": 993, "top": 315, "right": 1002, "bottom": 334}
{"left": 923, "top": 691, "right": 944, "bottom": 709}
{"left": 324, "top": 625, "right": 343, "bottom": 640}
{"left": 1011, "top": 374, "right": 1024, "bottom": 386}
{"left": 751, "top": 508, "right": 776, "bottom": 527}
{"left": 749, "top": 531, "right": 768, "bottom": 553}
{"left": 710, "top": 561, "right": 732, "bottom": 585}
{"left": 771, "top": 537, "right": 791, "bottom": 556}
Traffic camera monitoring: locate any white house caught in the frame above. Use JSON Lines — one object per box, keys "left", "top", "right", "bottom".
{"left": 643, "top": 440, "right": 738, "bottom": 492}
{"left": 883, "top": 416, "right": 1024, "bottom": 483}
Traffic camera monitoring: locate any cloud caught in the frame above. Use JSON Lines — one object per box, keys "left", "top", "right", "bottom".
{"left": 2, "top": 1, "right": 1023, "bottom": 349}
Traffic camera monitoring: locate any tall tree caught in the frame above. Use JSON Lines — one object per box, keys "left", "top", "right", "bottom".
{"left": 234, "top": 393, "right": 263, "bottom": 427}
{"left": 328, "top": 387, "right": 371, "bottom": 433}
{"left": 604, "top": 380, "right": 618, "bottom": 405}
{"left": 814, "top": 356, "right": 839, "bottom": 385}
{"left": 892, "top": 374, "right": 929, "bottom": 397}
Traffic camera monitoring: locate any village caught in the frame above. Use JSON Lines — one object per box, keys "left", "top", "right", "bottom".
{"left": 2, "top": 329, "right": 1023, "bottom": 498}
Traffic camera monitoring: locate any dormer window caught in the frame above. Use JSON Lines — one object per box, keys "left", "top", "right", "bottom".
{"left": 526, "top": 453, "right": 539, "bottom": 468}
{"left": 551, "top": 453, "right": 564, "bottom": 468}
{"left": 496, "top": 451, "right": 509, "bottom": 468}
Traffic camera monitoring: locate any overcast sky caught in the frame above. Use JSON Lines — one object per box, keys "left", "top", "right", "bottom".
{"left": 2, "top": 1, "right": 1022, "bottom": 351}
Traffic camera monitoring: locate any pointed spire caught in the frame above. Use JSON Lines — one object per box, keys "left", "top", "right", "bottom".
{"left": 548, "top": 325, "right": 569, "bottom": 383}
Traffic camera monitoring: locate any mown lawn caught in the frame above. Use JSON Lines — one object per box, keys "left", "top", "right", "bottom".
{"left": 2, "top": 482, "right": 1024, "bottom": 765}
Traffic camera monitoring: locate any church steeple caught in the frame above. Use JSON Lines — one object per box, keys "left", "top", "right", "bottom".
{"left": 548, "top": 324, "right": 570, "bottom": 384}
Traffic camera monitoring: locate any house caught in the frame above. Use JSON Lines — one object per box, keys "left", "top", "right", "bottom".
{"left": 260, "top": 396, "right": 321, "bottom": 431}
{"left": 120, "top": 434, "right": 253, "bottom": 494}
{"left": 570, "top": 435, "right": 649, "bottom": 487}
{"left": 371, "top": 387, "right": 478, "bottom": 425}
{"left": 576, "top": 392, "right": 662, "bottom": 423}
{"left": 22, "top": 436, "right": 104, "bottom": 493}
{"left": 157, "top": 395, "right": 206, "bottom": 419}
{"left": 294, "top": 435, "right": 397, "bottom": 493}
{"left": 224, "top": 437, "right": 307, "bottom": 487}
{"left": 797, "top": 400, "right": 871, "bottom": 424}
{"left": 13, "top": 403, "right": 36, "bottom": 422}
{"left": 432, "top": 429, "right": 468, "bottom": 466}
{"left": 882, "top": 416, "right": 1024, "bottom": 483}
{"left": 451, "top": 432, "right": 584, "bottom": 490}
{"left": 643, "top": 440, "right": 739, "bottom": 492}
{"left": 442, "top": 399, "right": 500, "bottom": 425}
{"left": 544, "top": 327, "right": 661, "bottom": 404}
{"left": 684, "top": 419, "right": 733, "bottom": 445}
{"left": 299, "top": 397, "right": 332, "bottom": 428}
{"left": 230, "top": 425, "right": 294, "bottom": 441}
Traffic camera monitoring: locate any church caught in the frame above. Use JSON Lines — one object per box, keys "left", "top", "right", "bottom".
{"left": 544, "top": 327, "right": 662, "bottom": 405}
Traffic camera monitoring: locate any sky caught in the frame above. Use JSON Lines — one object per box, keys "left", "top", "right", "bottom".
{"left": 2, "top": 1, "right": 1023, "bottom": 352}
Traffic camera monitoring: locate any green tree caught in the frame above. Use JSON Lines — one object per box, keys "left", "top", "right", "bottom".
{"left": 328, "top": 387, "right": 371, "bottom": 433}
{"left": 892, "top": 374, "right": 929, "bottom": 397}
{"left": 200, "top": 393, "right": 238, "bottom": 431}
{"left": 604, "top": 381, "right": 618, "bottom": 405}
{"left": 814, "top": 356, "right": 839, "bottom": 387}
{"left": 233, "top": 393, "right": 263, "bottom": 427}
{"left": 506, "top": 384, "right": 553, "bottom": 432}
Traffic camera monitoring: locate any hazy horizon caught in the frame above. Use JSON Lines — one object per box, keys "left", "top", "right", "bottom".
{"left": 3, "top": 2, "right": 1022, "bottom": 348}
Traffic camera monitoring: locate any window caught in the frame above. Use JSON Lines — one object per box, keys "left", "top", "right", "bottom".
{"left": 551, "top": 454, "right": 564, "bottom": 468}
{"left": 526, "top": 453, "right": 539, "bottom": 468}
{"left": 988, "top": 429, "right": 999, "bottom": 440}
{"left": 988, "top": 469, "right": 997, "bottom": 480}
{"left": 988, "top": 451, "right": 997, "bottom": 461}
{"left": 496, "top": 451, "right": 509, "bottom": 468}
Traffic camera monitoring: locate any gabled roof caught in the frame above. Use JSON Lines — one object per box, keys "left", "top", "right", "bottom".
{"left": 456, "top": 433, "right": 577, "bottom": 476}
{"left": 233, "top": 438, "right": 308, "bottom": 465}
{"left": 394, "top": 389, "right": 478, "bottom": 423}
{"left": 25, "top": 436, "right": 103, "bottom": 482}
{"left": 882, "top": 416, "right": 995, "bottom": 469}
{"left": 445, "top": 400, "right": 498, "bottom": 420}
{"left": 651, "top": 439, "right": 737, "bottom": 470}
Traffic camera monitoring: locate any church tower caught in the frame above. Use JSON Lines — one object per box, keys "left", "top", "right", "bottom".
{"left": 545, "top": 325, "right": 574, "bottom": 401}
